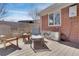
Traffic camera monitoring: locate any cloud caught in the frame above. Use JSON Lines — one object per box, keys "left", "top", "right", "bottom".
{"left": 3, "top": 10, "right": 33, "bottom": 22}
{"left": 8, "top": 10, "right": 29, "bottom": 15}
{"left": 4, "top": 3, "right": 52, "bottom": 22}
{"left": 3, "top": 15, "right": 33, "bottom": 22}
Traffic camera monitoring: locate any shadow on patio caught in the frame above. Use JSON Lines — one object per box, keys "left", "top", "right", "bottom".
{"left": 59, "top": 41, "right": 79, "bottom": 49}
{"left": 31, "top": 41, "right": 51, "bottom": 53}
{"left": 0, "top": 44, "right": 20, "bottom": 56}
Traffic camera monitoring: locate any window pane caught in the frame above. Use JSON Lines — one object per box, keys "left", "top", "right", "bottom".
{"left": 54, "top": 13, "right": 60, "bottom": 25}
{"left": 49, "top": 14, "right": 54, "bottom": 25}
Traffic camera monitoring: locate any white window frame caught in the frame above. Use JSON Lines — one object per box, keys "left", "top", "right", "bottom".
{"left": 48, "top": 11, "right": 61, "bottom": 26}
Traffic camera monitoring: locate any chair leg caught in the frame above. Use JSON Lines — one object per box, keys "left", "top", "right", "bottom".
{"left": 3, "top": 41, "right": 6, "bottom": 49}
{"left": 16, "top": 39, "right": 19, "bottom": 47}
{"left": 16, "top": 39, "right": 21, "bottom": 50}
{"left": 0, "top": 40, "right": 2, "bottom": 44}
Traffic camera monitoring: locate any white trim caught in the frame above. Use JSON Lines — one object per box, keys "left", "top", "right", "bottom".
{"left": 40, "top": 3, "right": 74, "bottom": 16}
{"left": 48, "top": 10, "right": 61, "bottom": 27}
{"left": 40, "top": 16, "right": 42, "bottom": 32}
{"left": 60, "top": 10, "right": 61, "bottom": 26}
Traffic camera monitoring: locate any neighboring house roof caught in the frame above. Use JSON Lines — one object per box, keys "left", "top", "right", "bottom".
{"left": 18, "top": 20, "right": 34, "bottom": 23}
{"left": 39, "top": 3, "right": 74, "bottom": 16}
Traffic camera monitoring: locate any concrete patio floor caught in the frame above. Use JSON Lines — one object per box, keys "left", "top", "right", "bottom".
{"left": 0, "top": 38, "right": 79, "bottom": 56}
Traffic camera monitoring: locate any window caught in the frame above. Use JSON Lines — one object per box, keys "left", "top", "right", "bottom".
{"left": 48, "top": 14, "right": 54, "bottom": 25}
{"left": 69, "top": 5, "right": 77, "bottom": 17}
{"left": 48, "top": 12, "right": 61, "bottom": 26}
{"left": 54, "top": 13, "right": 60, "bottom": 25}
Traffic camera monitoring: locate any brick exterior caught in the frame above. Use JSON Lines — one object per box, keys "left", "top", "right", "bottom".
{"left": 61, "top": 4, "right": 79, "bottom": 44}
{"left": 41, "top": 4, "right": 79, "bottom": 44}
{"left": 41, "top": 15, "right": 48, "bottom": 31}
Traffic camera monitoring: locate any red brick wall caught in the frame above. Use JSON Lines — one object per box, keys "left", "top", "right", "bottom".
{"left": 41, "top": 15, "right": 60, "bottom": 32}
{"left": 41, "top": 15, "right": 48, "bottom": 31}
{"left": 61, "top": 4, "right": 79, "bottom": 44}
{"left": 41, "top": 4, "right": 79, "bottom": 44}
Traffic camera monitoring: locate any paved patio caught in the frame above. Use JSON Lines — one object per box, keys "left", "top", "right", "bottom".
{"left": 0, "top": 38, "right": 79, "bottom": 56}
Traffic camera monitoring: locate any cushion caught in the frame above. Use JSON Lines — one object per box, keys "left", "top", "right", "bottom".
{"left": 31, "top": 35, "right": 43, "bottom": 39}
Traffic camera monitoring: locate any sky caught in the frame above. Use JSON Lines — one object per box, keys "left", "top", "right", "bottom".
{"left": 1, "top": 3, "right": 52, "bottom": 22}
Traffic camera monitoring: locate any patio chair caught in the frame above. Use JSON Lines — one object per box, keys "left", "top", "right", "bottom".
{"left": 31, "top": 26, "right": 43, "bottom": 39}
{"left": 31, "top": 26, "right": 41, "bottom": 35}
{"left": 30, "top": 27, "right": 45, "bottom": 52}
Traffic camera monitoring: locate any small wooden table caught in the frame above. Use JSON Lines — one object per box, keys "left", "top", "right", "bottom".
{"left": 22, "top": 33, "right": 30, "bottom": 43}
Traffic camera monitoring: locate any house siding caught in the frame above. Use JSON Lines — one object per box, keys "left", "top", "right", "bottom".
{"left": 61, "top": 4, "right": 79, "bottom": 44}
